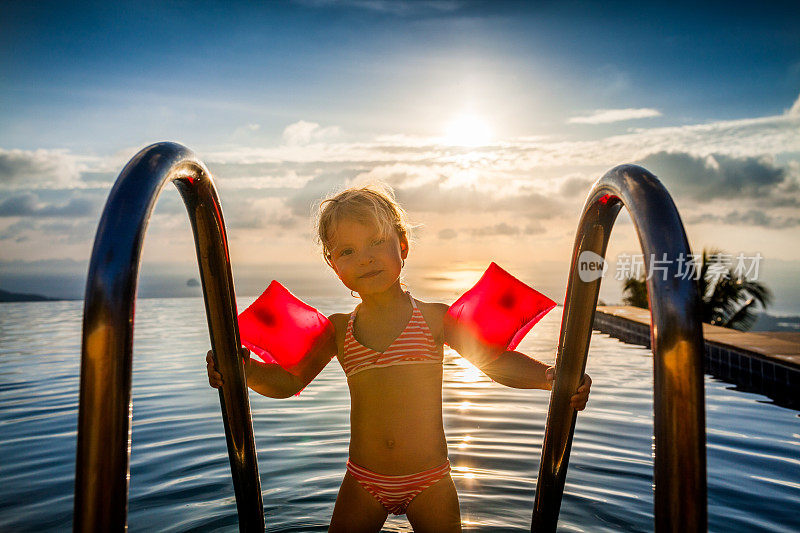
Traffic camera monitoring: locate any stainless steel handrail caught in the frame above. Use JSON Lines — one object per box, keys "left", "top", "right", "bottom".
{"left": 74, "top": 142, "right": 264, "bottom": 531}
{"left": 531, "top": 164, "right": 707, "bottom": 532}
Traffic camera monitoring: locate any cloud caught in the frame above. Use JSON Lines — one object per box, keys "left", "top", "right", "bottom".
{"left": 205, "top": 111, "right": 798, "bottom": 174}
{"left": 788, "top": 93, "right": 800, "bottom": 116}
{"left": 618, "top": 114, "right": 799, "bottom": 158}
{"left": 0, "top": 148, "right": 84, "bottom": 188}
{"left": 463, "top": 221, "right": 546, "bottom": 238}
{"left": 213, "top": 111, "right": 799, "bottom": 175}
{"left": 202, "top": 111, "right": 799, "bottom": 235}
{"left": 3, "top": 108, "right": 798, "bottom": 262}
{"left": 394, "top": 180, "right": 563, "bottom": 217}
{"left": 0, "top": 194, "right": 37, "bottom": 216}
{"left": 224, "top": 197, "right": 297, "bottom": 230}
{"left": 0, "top": 220, "right": 32, "bottom": 242}
{"left": 0, "top": 217, "right": 98, "bottom": 245}
{"left": 559, "top": 174, "right": 595, "bottom": 197}
{"left": 284, "top": 168, "right": 363, "bottom": 218}
{"left": 568, "top": 108, "right": 662, "bottom": 124}
{"left": 79, "top": 171, "right": 118, "bottom": 184}
{"left": 470, "top": 222, "right": 521, "bottom": 237}
{"left": 688, "top": 209, "right": 800, "bottom": 229}
{"left": 524, "top": 222, "right": 546, "bottom": 235}
{"left": 282, "top": 120, "right": 342, "bottom": 146}
{"left": 0, "top": 193, "right": 98, "bottom": 218}
{"left": 639, "top": 151, "right": 798, "bottom": 206}
{"left": 438, "top": 228, "right": 457, "bottom": 240}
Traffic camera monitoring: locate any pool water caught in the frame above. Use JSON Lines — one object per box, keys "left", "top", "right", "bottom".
{"left": 1, "top": 297, "right": 798, "bottom": 532}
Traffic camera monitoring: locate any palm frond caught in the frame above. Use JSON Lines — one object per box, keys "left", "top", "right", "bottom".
{"left": 697, "top": 247, "right": 772, "bottom": 331}
{"left": 621, "top": 274, "right": 649, "bottom": 309}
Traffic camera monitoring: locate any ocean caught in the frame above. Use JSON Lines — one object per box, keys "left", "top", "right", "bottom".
{"left": 1, "top": 296, "right": 798, "bottom": 531}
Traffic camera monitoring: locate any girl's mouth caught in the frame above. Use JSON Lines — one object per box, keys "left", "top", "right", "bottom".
{"left": 360, "top": 270, "right": 382, "bottom": 278}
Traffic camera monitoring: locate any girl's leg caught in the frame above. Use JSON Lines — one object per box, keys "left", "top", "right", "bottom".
{"left": 405, "top": 474, "right": 462, "bottom": 532}
{"left": 328, "top": 471, "right": 389, "bottom": 533}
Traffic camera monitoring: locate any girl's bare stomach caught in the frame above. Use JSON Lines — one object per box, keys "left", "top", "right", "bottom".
{"left": 347, "top": 363, "right": 448, "bottom": 474}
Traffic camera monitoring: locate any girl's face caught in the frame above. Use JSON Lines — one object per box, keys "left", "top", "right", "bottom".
{"left": 327, "top": 217, "right": 408, "bottom": 295}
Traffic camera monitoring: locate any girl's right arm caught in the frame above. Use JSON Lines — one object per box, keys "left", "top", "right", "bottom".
{"left": 206, "top": 347, "right": 304, "bottom": 399}
{"left": 206, "top": 312, "right": 343, "bottom": 399}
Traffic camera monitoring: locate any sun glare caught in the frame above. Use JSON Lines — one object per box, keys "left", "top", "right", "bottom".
{"left": 443, "top": 114, "right": 492, "bottom": 146}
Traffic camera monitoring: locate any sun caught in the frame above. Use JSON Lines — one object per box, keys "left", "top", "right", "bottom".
{"left": 443, "top": 114, "right": 492, "bottom": 146}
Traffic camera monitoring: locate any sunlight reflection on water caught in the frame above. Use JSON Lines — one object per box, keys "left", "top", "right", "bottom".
{"left": 0, "top": 297, "right": 798, "bottom": 532}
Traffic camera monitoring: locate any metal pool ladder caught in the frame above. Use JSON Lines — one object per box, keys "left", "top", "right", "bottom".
{"left": 531, "top": 165, "right": 707, "bottom": 532}
{"left": 74, "top": 143, "right": 706, "bottom": 532}
{"left": 74, "top": 142, "right": 264, "bottom": 531}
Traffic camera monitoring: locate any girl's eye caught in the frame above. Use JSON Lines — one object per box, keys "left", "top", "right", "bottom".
{"left": 371, "top": 238, "right": 385, "bottom": 246}
{"left": 339, "top": 249, "right": 353, "bottom": 257}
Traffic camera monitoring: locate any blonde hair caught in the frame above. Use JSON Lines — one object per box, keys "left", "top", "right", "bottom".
{"left": 316, "top": 183, "right": 411, "bottom": 266}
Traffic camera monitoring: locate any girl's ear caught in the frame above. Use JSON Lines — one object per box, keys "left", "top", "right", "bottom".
{"left": 399, "top": 235, "right": 409, "bottom": 260}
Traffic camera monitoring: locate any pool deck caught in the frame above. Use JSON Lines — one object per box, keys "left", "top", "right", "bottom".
{"left": 593, "top": 306, "right": 799, "bottom": 407}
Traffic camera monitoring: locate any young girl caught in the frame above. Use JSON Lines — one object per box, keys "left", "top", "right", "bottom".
{"left": 207, "top": 184, "right": 591, "bottom": 532}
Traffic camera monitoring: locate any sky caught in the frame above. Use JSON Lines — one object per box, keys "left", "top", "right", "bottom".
{"left": 1, "top": 1, "right": 799, "bottom": 313}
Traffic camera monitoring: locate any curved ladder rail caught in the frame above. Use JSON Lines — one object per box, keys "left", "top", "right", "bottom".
{"left": 531, "top": 165, "right": 707, "bottom": 532}
{"left": 74, "top": 142, "right": 264, "bottom": 531}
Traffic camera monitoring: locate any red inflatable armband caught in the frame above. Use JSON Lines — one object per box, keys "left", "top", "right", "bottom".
{"left": 444, "top": 262, "right": 557, "bottom": 367}
{"left": 238, "top": 281, "right": 336, "bottom": 389}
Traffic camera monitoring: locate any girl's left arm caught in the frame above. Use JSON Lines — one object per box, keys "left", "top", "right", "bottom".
{"left": 479, "top": 350, "right": 550, "bottom": 389}
{"left": 481, "top": 353, "right": 592, "bottom": 411}
{"left": 434, "top": 301, "right": 591, "bottom": 410}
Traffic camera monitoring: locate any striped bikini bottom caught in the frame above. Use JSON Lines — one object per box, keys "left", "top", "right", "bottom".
{"left": 346, "top": 457, "right": 452, "bottom": 515}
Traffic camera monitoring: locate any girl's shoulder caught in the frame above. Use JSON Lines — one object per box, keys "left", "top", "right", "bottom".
{"left": 414, "top": 299, "right": 448, "bottom": 318}
{"left": 413, "top": 298, "right": 448, "bottom": 343}
{"left": 327, "top": 313, "right": 350, "bottom": 353}
{"left": 327, "top": 312, "right": 350, "bottom": 328}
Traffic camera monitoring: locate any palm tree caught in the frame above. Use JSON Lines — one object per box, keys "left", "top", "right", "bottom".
{"left": 619, "top": 248, "right": 772, "bottom": 331}
{"left": 697, "top": 249, "right": 772, "bottom": 330}
{"left": 622, "top": 274, "right": 649, "bottom": 308}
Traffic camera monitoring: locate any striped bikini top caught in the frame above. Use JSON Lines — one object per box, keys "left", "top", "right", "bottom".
{"left": 342, "top": 292, "right": 442, "bottom": 378}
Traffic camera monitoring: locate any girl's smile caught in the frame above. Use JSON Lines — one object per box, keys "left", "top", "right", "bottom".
{"left": 328, "top": 218, "right": 408, "bottom": 295}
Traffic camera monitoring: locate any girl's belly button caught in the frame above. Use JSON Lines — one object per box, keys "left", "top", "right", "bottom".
{"left": 385, "top": 439, "right": 395, "bottom": 448}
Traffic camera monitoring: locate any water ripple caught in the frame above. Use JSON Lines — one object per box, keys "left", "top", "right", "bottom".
{"left": 1, "top": 298, "right": 798, "bottom": 531}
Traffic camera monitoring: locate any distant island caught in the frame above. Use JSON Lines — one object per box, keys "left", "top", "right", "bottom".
{"left": 0, "top": 289, "right": 57, "bottom": 302}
